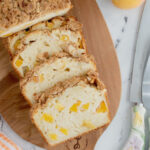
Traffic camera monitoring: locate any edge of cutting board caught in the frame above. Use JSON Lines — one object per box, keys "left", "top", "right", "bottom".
{"left": 0, "top": 0, "right": 121, "bottom": 149}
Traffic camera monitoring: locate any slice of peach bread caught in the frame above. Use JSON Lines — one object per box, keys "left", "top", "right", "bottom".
{"left": 12, "top": 27, "right": 86, "bottom": 77}
{"left": 31, "top": 73, "right": 110, "bottom": 146}
{"left": 7, "top": 16, "right": 82, "bottom": 57}
{"left": 20, "top": 53, "right": 97, "bottom": 105}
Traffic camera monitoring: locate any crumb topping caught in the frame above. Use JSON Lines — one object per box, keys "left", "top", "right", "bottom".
{"left": 0, "top": 0, "right": 71, "bottom": 28}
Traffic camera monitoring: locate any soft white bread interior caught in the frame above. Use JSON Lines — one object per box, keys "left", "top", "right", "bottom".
{"left": 7, "top": 16, "right": 82, "bottom": 57}
{"left": 31, "top": 73, "right": 110, "bottom": 146}
{"left": 30, "top": 16, "right": 82, "bottom": 33}
{"left": 0, "top": 0, "right": 72, "bottom": 37}
{"left": 12, "top": 28, "right": 86, "bottom": 77}
{"left": 20, "top": 54, "right": 96, "bottom": 105}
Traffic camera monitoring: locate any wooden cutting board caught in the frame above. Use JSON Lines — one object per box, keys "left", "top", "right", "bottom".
{"left": 0, "top": 0, "right": 121, "bottom": 150}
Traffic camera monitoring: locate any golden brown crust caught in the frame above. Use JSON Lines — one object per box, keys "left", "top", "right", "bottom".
{"left": 30, "top": 73, "right": 110, "bottom": 147}
{"left": 0, "top": 0, "right": 72, "bottom": 30}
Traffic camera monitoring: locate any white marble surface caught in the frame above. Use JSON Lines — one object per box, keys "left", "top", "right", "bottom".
{"left": 0, "top": 1, "right": 146, "bottom": 150}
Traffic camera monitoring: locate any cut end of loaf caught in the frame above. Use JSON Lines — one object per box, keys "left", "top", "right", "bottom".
{"left": 31, "top": 75, "right": 110, "bottom": 146}
{"left": 8, "top": 16, "right": 83, "bottom": 57}
{"left": 0, "top": 0, "right": 72, "bottom": 37}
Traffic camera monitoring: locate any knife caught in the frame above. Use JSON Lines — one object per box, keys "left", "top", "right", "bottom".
{"left": 122, "top": 53, "right": 150, "bottom": 150}
{"left": 142, "top": 53, "right": 150, "bottom": 110}
{"left": 148, "top": 118, "right": 150, "bottom": 150}
{"left": 143, "top": 54, "right": 150, "bottom": 150}
{"left": 122, "top": 0, "right": 150, "bottom": 149}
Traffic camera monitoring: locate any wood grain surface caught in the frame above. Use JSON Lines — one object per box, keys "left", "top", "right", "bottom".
{"left": 0, "top": 0, "right": 121, "bottom": 150}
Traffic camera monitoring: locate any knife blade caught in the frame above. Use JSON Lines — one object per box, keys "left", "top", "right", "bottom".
{"left": 123, "top": 1, "right": 150, "bottom": 149}
{"left": 142, "top": 53, "right": 150, "bottom": 109}
{"left": 130, "top": 0, "right": 150, "bottom": 103}
{"left": 143, "top": 54, "right": 150, "bottom": 150}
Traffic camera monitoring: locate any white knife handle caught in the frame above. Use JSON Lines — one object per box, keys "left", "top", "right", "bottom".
{"left": 123, "top": 104, "right": 146, "bottom": 150}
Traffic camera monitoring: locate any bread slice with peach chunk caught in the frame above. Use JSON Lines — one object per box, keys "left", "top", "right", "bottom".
{"left": 20, "top": 53, "right": 97, "bottom": 105}
{"left": 12, "top": 27, "right": 86, "bottom": 77}
{"left": 6, "top": 16, "right": 82, "bottom": 58}
{"left": 31, "top": 73, "right": 110, "bottom": 146}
